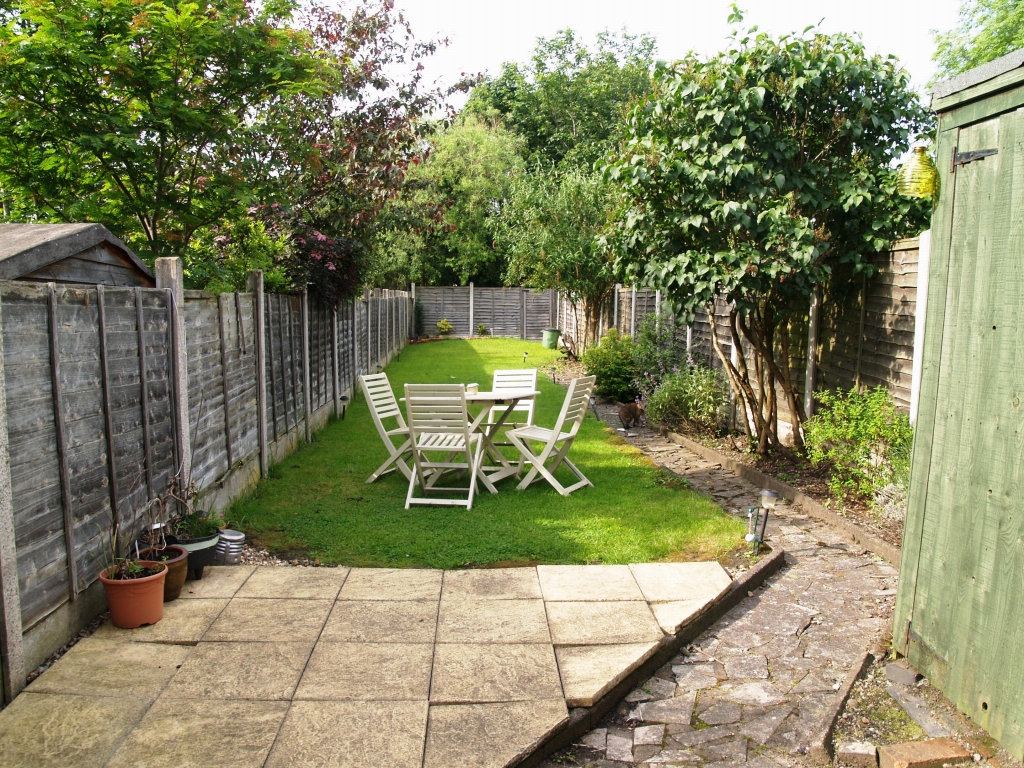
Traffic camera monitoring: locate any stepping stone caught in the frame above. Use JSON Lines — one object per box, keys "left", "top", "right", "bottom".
{"left": 339, "top": 568, "right": 442, "bottom": 600}
{"left": 724, "top": 654, "right": 769, "bottom": 679}
{"left": 423, "top": 700, "right": 567, "bottom": 768}
{"left": 178, "top": 566, "right": 255, "bottom": 599}
{"left": 437, "top": 597, "right": 549, "bottom": 643}
{"left": 546, "top": 601, "right": 663, "bottom": 645}
{"left": 580, "top": 728, "right": 608, "bottom": 750}
{"left": 606, "top": 732, "right": 634, "bottom": 762}
{"left": 294, "top": 642, "right": 433, "bottom": 701}
{"left": 93, "top": 598, "right": 228, "bottom": 644}
{"left": 636, "top": 690, "right": 697, "bottom": 724}
{"left": 25, "top": 636, "right": 191, "bottom": 699}
{"left": 430, "top": 643, "right": 563, "bottom": 703}
{"left": 441, "top": 568, "right": 542, "bottom": 599}
{"left": 322, "top": 599, "right": 438, "bottom": 643}
{"left": 700, "top": 702, "right": 742, "bottom": 725}
{"left": 556, "top": 643, "right": 660, "bottom": 706}
{"left": 628, "top": 562, "right": 732, "bottom": 603}
{"left": 635, "top": 724, "right": 666, "bottom": 745}
{"left": 265, "top": 700, "right": 428, "bottom": 768}
{"left": 718, "top": 681, "right": 787, "bottom": 706}
{"left": 164, "top": 642, "right": 313, "bottom": 700}
{"left": 236, "top": 565, "right": 348, "bottom": 600}
{"left": 537, "top": 564, "right": 645, "bottom": 601}
{"left": 107, "top": 698, "right": 288, "bottom": 768}
{"left": 0, "top": 692, "right": 146, "bottom": 768}
{"left": 647, "top": 748, "right": 701, "bottom": 763}
{"left": 739, "top": 702, "right": 796, "bottom": 744}
{"left": 203, "top": 598, "right": 332, "bottom": 642}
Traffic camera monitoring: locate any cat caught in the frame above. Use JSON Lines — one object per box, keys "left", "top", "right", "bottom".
{"left": 618, "top": 402, "right": 644, "bottom": 429}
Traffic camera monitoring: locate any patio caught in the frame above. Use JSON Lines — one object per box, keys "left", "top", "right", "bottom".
{"left": 0, "top": 561, "right": 733, "bottom": 768}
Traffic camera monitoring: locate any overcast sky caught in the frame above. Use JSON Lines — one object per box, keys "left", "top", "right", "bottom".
{"left": 396, "top": 0, "right": 964, "bottom": 108}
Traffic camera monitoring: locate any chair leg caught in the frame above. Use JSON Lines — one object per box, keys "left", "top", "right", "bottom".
{"left": 367, "top": 438, "right": 413, "bottom": 484}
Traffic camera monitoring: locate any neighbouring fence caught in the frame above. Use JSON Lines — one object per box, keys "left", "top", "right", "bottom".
{"left": 0, "top": 262, "right": 410, "bottom": 699}
{"left": 414, "top": 284, "right": 557, "bottom": 341}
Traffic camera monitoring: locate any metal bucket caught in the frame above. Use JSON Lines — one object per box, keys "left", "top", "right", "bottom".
{"left": 215, "top": 529, "right": 246, "bottom": 565}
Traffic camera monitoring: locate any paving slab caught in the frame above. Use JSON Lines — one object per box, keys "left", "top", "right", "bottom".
{"left": 437, "top": 597, "right": 550, "bottom": 643}
{"left": 629, "top": 562, "right": 733, "bottom": 603}
{"left": 235, "top": 565, "right": 349, "bottom": 599}
{"left": 163, "top": 641, "right": 313, "bottom": 700}
{"left": 556, "top": 642, "right": 660, "bottom": 706}
{"left": 442, "top": 567, "right": 542, "bottom": 599}
{"left": 322, "top": 599, "right": 438, "bottom": 643}
{"left": 202, "top": 597, "right": 332, "bottom": 642}
{"left": 25, "top": 636, "right": 191, "bottom": 698}
{"left": 423, "top": 700, "right": 568, "bottom": 768}
{"left": 294, "top": 641, "right": 433, "bottom": 701}
{"left": 339, "top": 567, "right": 442, "bottom": 600}
{"left": 430, "top": 643, "right": 563, "bottom": 703}
{"left": 636, "top": 690, "right": 697, "bottom": 724}
{"left": 537, "top": 564, "right": 645, "bottom": 601}
{"left": 93, "top": 598, "right": 228, "bottom": 645}
{"left": 0, "top": 692, "right": 149, "bottom": 768}
{"left": 106, "top": 697, "right": 289, "bottom": 768}
{"left": 264, "top": 700, "right": 429, "bottom": 768}
{"left": 546, "top": 600, "right": 664, "bottom": 645}
{"left": 878, "top": 738, "right": 972, "bottom": 768}
{"left": 651, "top": 598, "right": 716, "bottom": 634}
{"left": 178, "top": 565, "right": 255, "bottom": 598}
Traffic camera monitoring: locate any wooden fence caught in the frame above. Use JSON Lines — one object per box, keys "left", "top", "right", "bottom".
{"left": 414, "top": 284, "right": 557, "bottom": 341}
{"left": 0, "top": 263, "right": 409, "bottom": 699}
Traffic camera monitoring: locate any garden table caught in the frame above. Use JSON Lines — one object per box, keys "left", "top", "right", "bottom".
{"left": 402, "top": 388, "right": 541, "bottom": 494}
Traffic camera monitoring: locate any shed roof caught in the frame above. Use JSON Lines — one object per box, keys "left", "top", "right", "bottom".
{"left": 931, "top": 47, "right": 1024, "bottom": 106}
{"left": 0, "top": 222, "right": 153, "bottom": 282}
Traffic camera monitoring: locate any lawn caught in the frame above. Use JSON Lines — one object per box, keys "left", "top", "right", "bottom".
{"left": 227, "top": 337, "right": 745, "bottom": 568}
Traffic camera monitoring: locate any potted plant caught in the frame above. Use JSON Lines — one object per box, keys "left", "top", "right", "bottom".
{"left": 99, "top": 506, "right": 166, "bottom": 628}
{"left": 163, "top": 474, "right": 222, "bottom": 580}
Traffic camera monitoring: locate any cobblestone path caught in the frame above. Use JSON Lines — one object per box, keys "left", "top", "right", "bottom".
{"left": 538, "top": 411, "right": 900, "bottom": 767}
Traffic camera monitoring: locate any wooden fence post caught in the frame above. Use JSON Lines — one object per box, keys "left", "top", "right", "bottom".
{"left": 247, "top": 272, "right": 268, "bottom": 477}
{"left": 469, "top": 282, "right": 475, "bottom": 337}
{"left": 301, "top": 289, "right": 312, "bottom": 443}
{"left": 96, "top": 286, "right": 123, "bottom": 543}
{"left": 47, "top": 283, "right": 77, "bottom": 601}
{"left": 910, "top": 230, "right": 931, "bottom": 426}
{"left": 0, "top": 289, "right": 26, "bottom": 703}
{"left": 853, "top": 272, "right": 868, "bottom": 391}
{"left": 218, "top": 293, "right": 235, "bottom": 469}
{"left": 155, "top": 258, "right": 191, "bottom": 486}
{"left": 520, "top": 287, "right": 526, "bottom": 340}
{"left": 804, "top": 286, "right": 821, "bottom": 419}
{"left": 410, "top": 283, "right": 416, "bottom": 339}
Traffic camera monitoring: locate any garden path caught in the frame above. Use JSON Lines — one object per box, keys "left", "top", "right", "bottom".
{"left": 535, "top": 409, "right": 900, "bottom": 767}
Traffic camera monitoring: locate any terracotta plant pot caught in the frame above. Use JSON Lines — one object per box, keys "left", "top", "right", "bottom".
{"left": 99, "top": 561, "right": 167, "bottom": 629}
{"left": 138, "top": 546, "right": 188, "bottom": 602}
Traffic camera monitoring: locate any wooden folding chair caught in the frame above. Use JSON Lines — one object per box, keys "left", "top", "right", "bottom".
{"left": 404, "top": 384, "right": 483, "bottom": 510}
{"left": 507, "top": 375, "right": 596, "bottom": 496}
{"left": 487, "top": 368, "right": 538, "bottom": 430}
{"left": 359, "top": 373, "right": 412, "bottom": 483}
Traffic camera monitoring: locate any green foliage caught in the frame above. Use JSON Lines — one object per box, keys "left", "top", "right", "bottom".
{"left": 933, "top": 0, "right": 1024, "bottom": 77}
{"left": 466, "top": 29, "right": 657, "bottom": 170}
{"left": 436, "top": 318, "right": 455, "bottom": 335}
{"left": 184, "top": 219, "right": 290, "bottom": 293}
{"left": 581, "top": 328, "right": 637, "bottom": 401}
{"left": 171, "top": 512, "right": 222, "bottom": 540}
{"left": 804, "top": 387, "right": 913, "bottom": 505}
{"left": 603, "top": 19, "right": 932, "bottom": 451}
{"left": 631, "top": 314, "right": 681, "bottom": 394}
{"left": 645, "top": 365, "right": 727, "bottom": 435}
{"left": 476, "top": 323, "right": 489, "bottom": 336}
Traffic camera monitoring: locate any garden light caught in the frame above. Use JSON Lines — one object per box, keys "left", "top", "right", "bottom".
{"left": 897, "top": 146, "right": 938, "bottom": 199}
{"left": 760, "top": 489, "right": 779, "bottom": 510}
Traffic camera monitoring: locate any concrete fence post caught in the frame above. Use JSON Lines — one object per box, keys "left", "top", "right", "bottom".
{"left": 410, "top": 283, "right": 416, "bottom": 339}
{"left": 332, "top": 306, "right": 340, "bottom": 416}
{"left": 155, "top": 257, "right": 191, "bottom": 487}
{"left": 0, "top": 290, "right": 26, "bottom": 703}
{"left": 804, "top": 286, "right": 821, "bottom": 420}
{"left": 909, "top": 230, "right": 931, "bottom": 426}
{"left": 630, "top": 286, "right": 637, "bottom": 337}
{"left": 613, "top": 284, "right": 620, "bottom": 329}
{"left": 247, "top": 272, "right": 268, "bottom": 477}
{"left": 469, "top": 282, "right": 475, "bottom": 338}
{"left": 301, "top": 289, "right": 312, "bottom": 443}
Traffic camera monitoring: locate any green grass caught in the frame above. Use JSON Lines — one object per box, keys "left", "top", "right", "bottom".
{"left": 227, "top": 338, "right": 745, "bottom": 568}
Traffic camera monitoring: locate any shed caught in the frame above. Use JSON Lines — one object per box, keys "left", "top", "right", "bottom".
{"left": 894, "top": 49, "right": 1024, "bottom": 759}
{"left": 0, "top": 223, "right": 154, "bottom": 286}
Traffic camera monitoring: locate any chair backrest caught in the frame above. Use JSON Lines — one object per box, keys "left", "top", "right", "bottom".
{"left": 551, "top": 375, "right": 597, "bottom": 438}
{"left": 405, "top": 384, "right": 471, "bottom": 442}
{"left": 491, "top": 368, "right": 538, "bottom": 421}
{"left": 360, "top": 373, "right": 406, "bottom": 439}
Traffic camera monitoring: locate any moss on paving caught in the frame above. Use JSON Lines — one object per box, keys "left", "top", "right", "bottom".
{"left": 228, "top": 338, "right": 745, "bottom": 568}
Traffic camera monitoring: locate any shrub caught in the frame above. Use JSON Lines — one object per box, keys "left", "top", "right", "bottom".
{"left": 581, "top": 328, "right": 638, "bottom": 401}
{"left": 632, "top": 313, "right": 681, "bottom": 388}
{"left": 645, "top": 364, "right": 727, "bottom": 434}
{"left": 804, "top": 386, "right": 913, "bottom": 509}
{"left": 476, "top": 323, "right": 489, "bottom": 336}
{"left": 436, "top": 318, "right": 454, "bottom": 335}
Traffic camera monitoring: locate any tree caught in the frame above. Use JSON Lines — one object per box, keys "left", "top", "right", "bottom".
{"left": 466, "top": 29, "right": 656, "bottom": 170}
{"left": 491, "top": 168, "right": 615, "bottom": 354}
{"left": 934, "top": 0, "right": 1024, "bottom": 77}
{"left": 368, "top": 115, "right": 524, "bottom": 287}
{"left": 604, "top": 20, "right": 932, "bottom": 453}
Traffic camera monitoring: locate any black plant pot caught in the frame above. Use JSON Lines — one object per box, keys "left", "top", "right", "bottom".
{"left": 173, "top": 530, "right": 220, "bottom": 580}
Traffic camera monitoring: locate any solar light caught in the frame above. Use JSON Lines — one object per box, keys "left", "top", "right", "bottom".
{"left": 760, "top": 489, "right": 779, "bottom": 510}
{"left": 523, "top": 351, "right": 529, "bottom": 365}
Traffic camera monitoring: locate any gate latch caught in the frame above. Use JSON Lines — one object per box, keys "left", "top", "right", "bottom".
{"left": 952, "top": 147, "right": 998, "bottom": 170}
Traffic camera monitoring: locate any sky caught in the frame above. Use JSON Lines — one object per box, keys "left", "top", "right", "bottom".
{"left": 394, "top": 0, "right": 964, "bottom": 109}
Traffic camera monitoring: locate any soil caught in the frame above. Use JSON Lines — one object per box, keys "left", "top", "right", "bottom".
{"left": 691, "top": 432, "right": 905, "bottom": 548}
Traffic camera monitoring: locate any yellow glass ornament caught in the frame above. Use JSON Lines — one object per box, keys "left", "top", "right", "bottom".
{"left": 898, "top": 146, "right": 939, "bottom": 199}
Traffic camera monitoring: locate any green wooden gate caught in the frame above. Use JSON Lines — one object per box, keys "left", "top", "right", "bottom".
{"left": 895, "top": 53, "right": 1024, "bottom": 759}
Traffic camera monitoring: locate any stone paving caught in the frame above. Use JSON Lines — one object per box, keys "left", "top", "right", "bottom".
{"left": 535, "top": 412, "right": 899, "bottom": 767}
{"left": 0, "top": 560, "right": 735, "bottom": 768}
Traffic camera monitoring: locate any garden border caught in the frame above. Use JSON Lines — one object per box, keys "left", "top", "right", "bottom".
{"left": 809, "top": 650, "right": 875, "bottom": 764}
{"left": 519, "top": 546, "right": 787, "bottom": 768}
{"left": 660, "top": 429, "right": 902, "bottom": 567}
